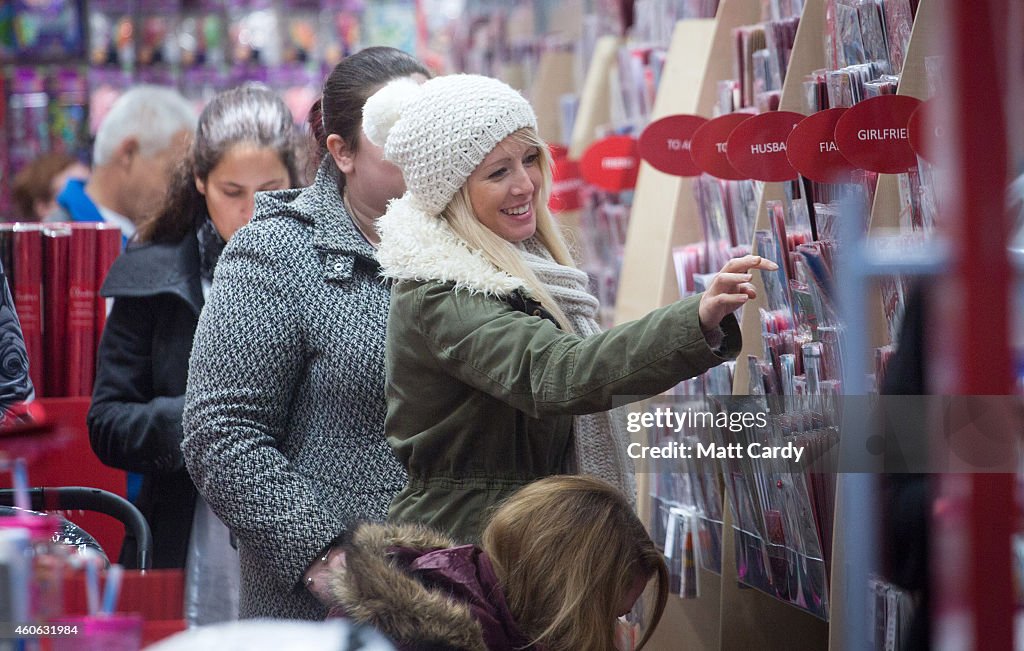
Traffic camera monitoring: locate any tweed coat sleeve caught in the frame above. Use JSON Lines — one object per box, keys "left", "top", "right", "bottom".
{"left": 88, "top": 296, "right": 187, "bottom": 473}
{"left": 181, "top": 221, "right": 336, "bottom": 591}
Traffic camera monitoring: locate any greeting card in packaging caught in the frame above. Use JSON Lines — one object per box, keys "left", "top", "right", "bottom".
{"left": 863, "top": 74, "right": 899, "bottom": 98}
{"left": 0, "top": 227, "right": 13, "bottom": 294}
{"left": 835, "top": 0, "right": 865, "bottom": 68}
{"left": 765, "top": 15, "right": 800, "bottom": 91}
{"left": 883, "top": 0, "right": 913, "bottom": 74}
{"left": 824, "top": 0, "right": 839, "bottom": 70}
{"left": 803, "top": 70, "right": 828, "bottom": 113}
{"left": 617, "top": 45, "right": 656, "bottom": 129}
{"left": 857, "top": 0, "right": 890, "bottom": 73}
{"left": 734, "top": 24, "right": 767, "bottom": 108}
{"left": 716, "top": 79, "right": 739, "bottom": 115}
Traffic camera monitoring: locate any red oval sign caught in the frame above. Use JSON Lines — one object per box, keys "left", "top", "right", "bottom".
{"left": 907, "top": 100, "right": 944, "bottom": 164}
{"left": 725, "top": 110, "right": 804, "bottom": 182}
{"left": 786, "top": 108, "right": 857, "bottom": 183}
{"left": 549, "top": 144, "right": 569, "bottom": 158}
{"left": 689, "top": 113, "right": 753, "bottom": 180}
{"left": 579, "top": 135, "right": 640, "bottom": 192}
{"left": 548, "top": 145, "right": 583, "bottom": 212}
{"left": 638, "top": 114, "right": 709, "bottom": 177}
{"left": 835, "top": 95, "right": 922, "bottom": 174}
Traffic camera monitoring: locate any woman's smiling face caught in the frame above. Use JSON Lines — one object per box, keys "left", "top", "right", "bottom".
{"left": 466, "top": 135, "right": 543, "bottom": 243}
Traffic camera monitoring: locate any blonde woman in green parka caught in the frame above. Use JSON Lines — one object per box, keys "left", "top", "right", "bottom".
{"left": 364, "top": 74, "right": 777, "bottom": 543}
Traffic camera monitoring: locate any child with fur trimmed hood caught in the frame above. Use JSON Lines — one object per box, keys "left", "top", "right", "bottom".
{"left": 328, "top": 476, "right": 668, "bottom": 651}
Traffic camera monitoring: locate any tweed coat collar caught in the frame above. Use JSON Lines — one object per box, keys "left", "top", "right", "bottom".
{"left": 375, "top": 193, "right": 529, "bottom": 298}
{"left": 252, "top": 157, "right": 377, "bottom": 263}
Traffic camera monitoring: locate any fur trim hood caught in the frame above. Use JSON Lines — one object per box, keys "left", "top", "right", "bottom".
{"left": 329, "top": 523, "right": 533, "bottom": 651}
{"left": 374, "top": 194, "right": 526, "bottom": 297}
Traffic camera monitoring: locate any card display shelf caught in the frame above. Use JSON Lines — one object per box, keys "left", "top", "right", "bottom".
{"left": 611, "top": 0, "right": 940, "bottom": 648}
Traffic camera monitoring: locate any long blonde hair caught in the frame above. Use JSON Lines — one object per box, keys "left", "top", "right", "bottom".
{"left": 481, "top": 476, "right": 669, "bottom": 651}
{"left": 441, "top": 127, "right": 577, "bottom": 331}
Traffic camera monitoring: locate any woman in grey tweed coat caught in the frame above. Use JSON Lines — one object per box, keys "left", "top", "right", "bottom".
{"left": 181, "top": 48, "right": 430, "bottom": 620}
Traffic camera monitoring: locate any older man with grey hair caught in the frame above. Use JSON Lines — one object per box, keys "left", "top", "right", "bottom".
{"left": 57, "top": 85, "right": 196, "bottom": 243}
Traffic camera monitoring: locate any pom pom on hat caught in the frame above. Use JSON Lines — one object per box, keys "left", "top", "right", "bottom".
{"left": 363, "top": 74, "right": 539, "bottom": 216}
{"left": 362, "top": 77, "right": 422, "bottom": 149}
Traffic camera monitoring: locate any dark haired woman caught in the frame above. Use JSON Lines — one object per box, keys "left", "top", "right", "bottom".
{"left": 181, "top": 46, "right": 431, "bottom": 620}
{"left": 87, "top": 85, "right": 299, "bottom": 619}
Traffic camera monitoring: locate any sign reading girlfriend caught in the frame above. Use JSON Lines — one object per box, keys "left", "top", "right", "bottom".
{"left": 834, "top": 95, "right": 922, "bottom": 174}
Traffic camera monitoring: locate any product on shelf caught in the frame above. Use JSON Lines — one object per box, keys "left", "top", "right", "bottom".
{"left": 179, "top": 0, "right": 227, "bottom": 68}
{"left": 6, "top": 68, "right": 50, "bottom": 176}
{"left": 137, "top": 0, "right": 182, "bottom": 68}
{"left": 280, "top": 0, "right": 318, "bottom": 65}
{"left": 47, "top": 67, "right": 89, "bottom": 161}
{"left": 361, "top": 0, "right": 417, "bottom": 59}
{"left": 2, "top": 222, "right": 120, "bottom": 397}
{"left": 227, "top": 0, "right": 282, "bottom": 67}
{"left": 9, "top": 0, "right": 85, "bottom": 61}
{"left": 88, "top": 0, "right": 134, "bottom": 68}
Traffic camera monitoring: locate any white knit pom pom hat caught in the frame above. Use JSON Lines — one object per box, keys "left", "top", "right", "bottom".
{"left": 362, "top": 74, "right": 538, "bottom": 216}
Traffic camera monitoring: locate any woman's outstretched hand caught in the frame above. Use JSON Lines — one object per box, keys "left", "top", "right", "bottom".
{"left": 697, "top": 255, "right": 779, "bottom": 331}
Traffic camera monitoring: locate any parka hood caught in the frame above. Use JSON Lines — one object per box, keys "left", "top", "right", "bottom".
{"left": 329, "top": 523, "right": 533, "bottom": 651}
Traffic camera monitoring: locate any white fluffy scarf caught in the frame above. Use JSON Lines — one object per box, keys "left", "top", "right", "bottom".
{"left": 376, "top": 196, "right": 636, "bottom": 503}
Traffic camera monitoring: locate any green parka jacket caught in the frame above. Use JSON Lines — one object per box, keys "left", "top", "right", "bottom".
{"left": 377, "top": 197, "right": 741, "bottom": 543}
